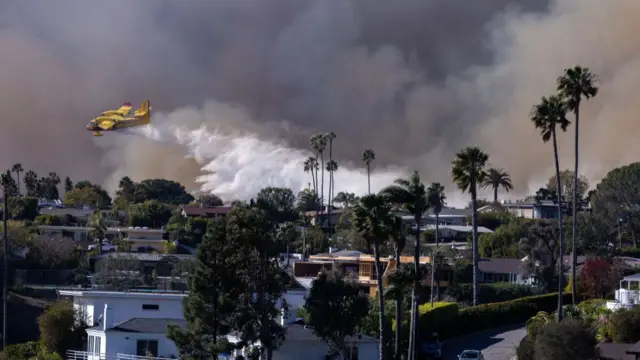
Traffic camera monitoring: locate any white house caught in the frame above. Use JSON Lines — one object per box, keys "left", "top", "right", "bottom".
{"left": 60, "top": 290, "right": 186, "bottom": 359}
{"left": 39, "top": 225, "right": 167, "bottom": 252}
{"left": 61, "top": 286, "right": 377, "bottom": 360}
{"left": 607, "top": 274, "right": 640, "bottom": 311}
{"left": 227, "top": 321, "right": 379, "bottom": 360}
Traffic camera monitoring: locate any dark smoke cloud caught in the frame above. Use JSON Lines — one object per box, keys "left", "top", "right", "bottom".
{"left": 0, "top": 0, "right": 636, "bottom": 201}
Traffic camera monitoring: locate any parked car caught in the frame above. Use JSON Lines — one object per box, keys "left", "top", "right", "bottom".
{"left": 458, "top": 350, "right": 484, "bottom": 359}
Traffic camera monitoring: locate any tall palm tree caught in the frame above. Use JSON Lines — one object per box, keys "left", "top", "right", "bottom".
{"left": 23, "top": 170, "right": 37, "bottom": 197}
{"left": 387, "top": 216, "right": 407, "bottom": 360}
{"left": 380, "top": 171, "right": 428, "bottom": 360}
{"left": 362, "top": 149, "right": 375, "bottom": 194}
{"left": 1, "top": 171, "right": 10, "bottom": 347}
{"left": 11, "top": 163, "right": 22, "bottom": 196}
{"left": 557, "top": 65, "right": 599, "bottom": 305}
{"left": 451, "top": 146, "right": 489, "bottom": 306}
{"left": 530, "top": 94, "right": 571, "bottom": 320}
{"left": 303, "top": 157, "right": 318, "bottom": 197}
{"left": 427, "top": 182, "right": 446, "bottom": 304}
{"left": 480, "top": 168, "right": 513, "bottom": 203}
{"left": 88, "top": 210, "right": 107, "bottom": 255}
{"left": 326, "top": 160, "right": 338, "bottom": 236}
{"left": 310, "top": 133, "right": 328, "bottom": 209}
{"left": 352, "top": 194, "right": 392, "bottom": 360}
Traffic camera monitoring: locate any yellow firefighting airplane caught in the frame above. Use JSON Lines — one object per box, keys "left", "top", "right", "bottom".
{"left": 86, "top": 100, "right": 151, "bottom": 136}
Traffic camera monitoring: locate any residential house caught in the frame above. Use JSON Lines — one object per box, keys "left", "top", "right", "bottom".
{"left": 62, "top": 283, "right": 366, "bottom": 360}
{"left": 60, "top": 289, "right": 186, "bottom": 359}
{"left": 302, "top": 206, "right": 346, "bottom": 229}
{"left": 38, "top": 207, "right": 123, "bottom": 225}
{"left": 180, "top": 205, "right": 232, "bottom": 219}
{"left": 93, "top": 253, "right": 194, "bottom": 291}
{"left": 478, "top": 258, "right": 536, "bottom": 285}
{"left": 606, "top": 274, "right": 640, "bottom": 311}
{"left": 482, "top": 200, "right": 591, "bottom": 219}
{"left": 294, "top": 250, "right": 452, "bottom": 297}
{"left": 227, "top": 320, "right": 379, "bottom": 360}
{"left": 38, "top": 225, "right": 167, "bottom": 252}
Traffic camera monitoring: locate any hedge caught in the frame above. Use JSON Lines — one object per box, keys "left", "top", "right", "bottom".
{"left": 417, "top": 302, "right": 458, "bottom": 333}
{"left": 420, "top": 292, "right": 571, "bottom": 338}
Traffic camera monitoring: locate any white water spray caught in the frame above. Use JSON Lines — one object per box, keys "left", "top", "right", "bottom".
{"left": 123, "top": 103, "right": 407, "bottom": 202}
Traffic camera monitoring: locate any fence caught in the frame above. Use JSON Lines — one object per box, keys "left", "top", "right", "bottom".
{"left": 66, "top": 350, "right": 177, "bottom": 360}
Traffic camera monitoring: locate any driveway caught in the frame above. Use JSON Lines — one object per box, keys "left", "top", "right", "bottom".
{"left": 442, "top": 324, "right": 526, "bottom": 360}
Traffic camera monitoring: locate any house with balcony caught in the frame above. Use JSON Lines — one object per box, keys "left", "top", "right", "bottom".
{"left": 60, "top": 289, "right": 186, "bottom": 359}
{"left": 607, "top": 274, "right": 640, "bottom": 311}
{"left": 294, "top": 250, "right": 452, "bottom": 297}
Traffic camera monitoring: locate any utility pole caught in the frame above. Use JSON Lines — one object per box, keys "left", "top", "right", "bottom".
{"left": 1, "top": 171, "right": 7, "bottom": 349}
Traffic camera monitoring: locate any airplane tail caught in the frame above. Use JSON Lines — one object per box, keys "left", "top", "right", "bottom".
{"left": 135, "top": 100, "right": 151, "bottom": 119}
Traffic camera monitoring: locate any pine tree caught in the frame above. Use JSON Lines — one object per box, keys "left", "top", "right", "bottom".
{"left": 167, "top": 219, "right": 236, "bottom": 358}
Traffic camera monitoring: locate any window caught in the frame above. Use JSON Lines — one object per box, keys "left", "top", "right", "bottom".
{"left": 137, "top": 340, "right": 158, "bottom": 356}
{"left": 142, "top": 304, "right": 159, "bottom": 310}
{"left": 88, "top": 335, "right": 101, "bottom": 354}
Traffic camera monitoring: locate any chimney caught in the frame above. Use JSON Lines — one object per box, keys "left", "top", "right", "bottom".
{"left": 102, "top": 304, "right": 113, "bottom": 331}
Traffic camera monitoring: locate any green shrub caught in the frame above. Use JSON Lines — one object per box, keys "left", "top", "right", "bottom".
{"left": 417, "top": 302, "right": 458, "bottom": 333}
{"left": 0, "top": 341, "right": 40, "bottom": 360}
{"left": 533, "top": 319, "right": 598, "bottom": 359}
{"left": 515, "top": 336, "right": 534, "bottom": 360}
{"left": 610, "top": 307, "right": 640, "bottom": 343}
{"left": 446, "top": 282, "right": 539, "bottom": 304}
{"left": 441, "top": 292, "right": 571, "bottom": 337}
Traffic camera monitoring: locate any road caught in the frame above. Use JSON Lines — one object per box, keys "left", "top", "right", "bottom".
{"left": 442, "top": 324, "right": 526, "bottom": 360}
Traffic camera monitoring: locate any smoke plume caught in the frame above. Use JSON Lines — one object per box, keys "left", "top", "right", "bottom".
{"left": 1, "top": 0, "right": 638, "bottom": 204}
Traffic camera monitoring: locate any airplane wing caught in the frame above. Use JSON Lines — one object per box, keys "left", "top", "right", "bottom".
{"left": 97, "top": 119, "right": 117, "bottom": 130}
{"left": 101, "top": 102, "right": 133, "bottom": 117}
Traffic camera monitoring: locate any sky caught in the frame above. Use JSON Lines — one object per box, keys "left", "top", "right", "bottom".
{"left": 1, "top": 0, "right": 638, "bottom": 204}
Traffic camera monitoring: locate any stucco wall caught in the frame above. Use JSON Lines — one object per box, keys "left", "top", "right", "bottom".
{"left": 106, "top": 331, "right": 179, "bottom": 358}
{"left": 73, "top": 295, "right": 184, "bottom": 326}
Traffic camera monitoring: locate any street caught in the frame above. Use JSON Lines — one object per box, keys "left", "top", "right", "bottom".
{"left": 442, "top": 324, "right": 526, "bottom": 360}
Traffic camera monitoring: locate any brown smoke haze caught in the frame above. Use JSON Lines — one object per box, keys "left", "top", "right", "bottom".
{"left": 1, "top": 0, "right": 639, "bottom": 201}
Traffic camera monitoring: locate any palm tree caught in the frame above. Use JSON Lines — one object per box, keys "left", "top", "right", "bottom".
{"left": 387, "top": 216, "right": 407, "bottom": 360}
{"left": 88, "top": 210, "right": 107, "bottom": 255}
{"left": 451, "top": 146, "right": 489, "bottom": 306}
{"left": 352, "top": 194, "right": 392, "bottom": 360}
{"left": 362, "top": 149, "right": 375, "bottom": 194}
{"left": 1, "top": 171, "right": 10, "bottom": 347}
{"left": 481, "top": 168, "right": 513, "bottom": 203}
{"left": 326, "top": 160, "right": 338, "bottom": 236}
{"left": 23, "top": 170, "right": 37, "bottom": 197}
{"left": 334, "top": 192, "right": 357, "bottom": 209}
{"left": 530, "top": 94, "right": 571, "bottom": 320}
{"left": 303, "top": 157, "right": 318, "bottom": 196}
{"left": 310, "top": 133, "right": 328, "bottom": 208}
{"left": 380, "top": 171, "right": 428, "bottom": 360}
{"left": 11, "top": 163, "right": 22, "bottom": 196}
{"left": 276, "top": 222, "right": 297, "bottom": 268}
{"left": 427, "top": 182, "right": 446, "bottom": 304}
{"left": 557, "top": 66, "right": 599, "bottom": 305}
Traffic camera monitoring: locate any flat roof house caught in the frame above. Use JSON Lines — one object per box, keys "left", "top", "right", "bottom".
{"left": 60, "top": 289, "right": 186, "bottom": 359}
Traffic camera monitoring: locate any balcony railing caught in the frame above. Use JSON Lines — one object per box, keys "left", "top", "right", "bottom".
{"left": 66, "top": 350, "right": 177, "bottom": 360}
{"left": 615, "top": 289, "right": 640, "bottom": 305}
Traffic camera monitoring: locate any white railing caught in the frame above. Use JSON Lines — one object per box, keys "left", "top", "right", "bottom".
{"left": 615, "top": 289, "right": 640, "bottom": 305}
{"left": 66, "top": 350, "right": 177, "bottom": 360}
